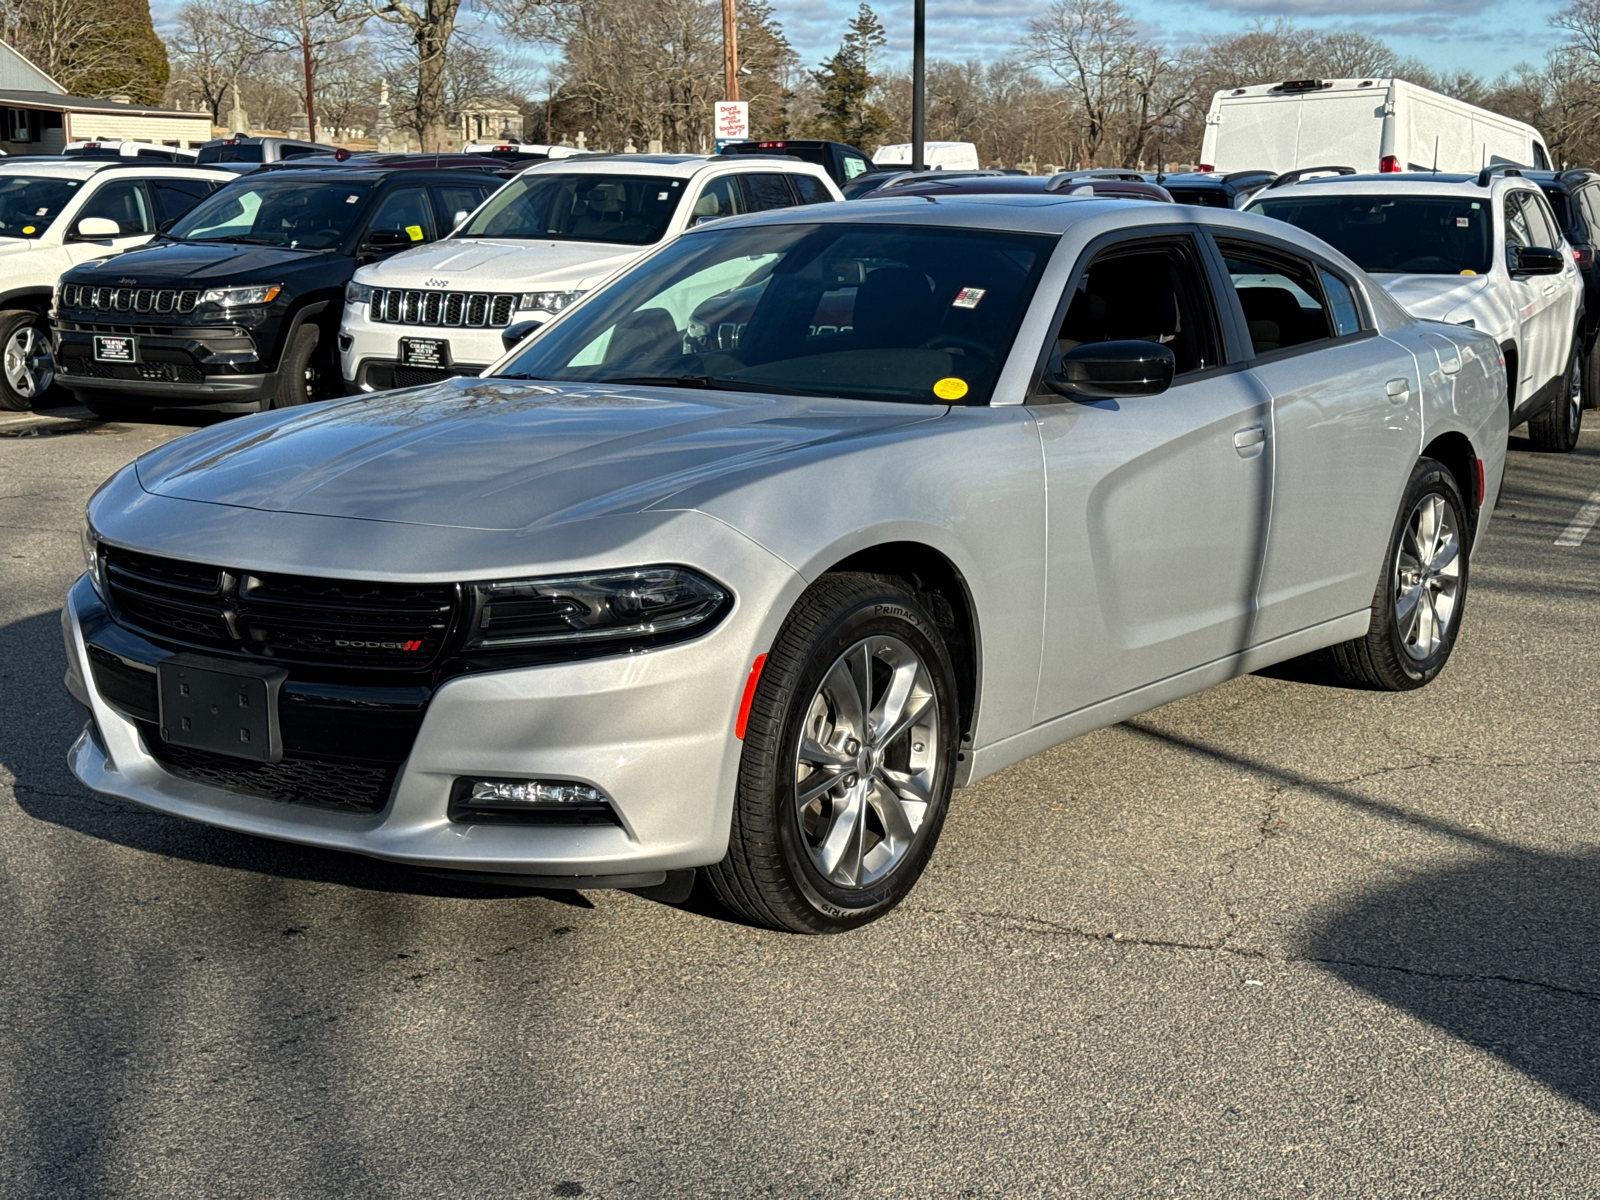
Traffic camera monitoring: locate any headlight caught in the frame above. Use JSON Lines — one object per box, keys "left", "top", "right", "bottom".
{"left": 464, "top": 566, "right": 727, "bottom": 651}
{"left": 199, "top": 284, "right": 282, "bottom": 307}
{"left": 346, "top": 280, "right": 374, "bottom": 305}
{"left": 518, "top": 290, "right": 584, "bottom": 315}
{"left": 80, "top": 516, "right": 103, "bottom": 596}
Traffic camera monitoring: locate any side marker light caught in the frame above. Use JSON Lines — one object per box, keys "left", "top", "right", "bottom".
{"left": 736, "top": 654, "right": 768, "bottom": 740}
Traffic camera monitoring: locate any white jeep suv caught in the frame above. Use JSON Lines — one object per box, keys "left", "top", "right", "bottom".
{"left": 0, "top": 159, "right": 232, "bottom": 409}
{"left": 339, "top": 154, "right": 842, "bottom": 391}
{"left": 1249, "top": 166, "right": 1586, "bottom": 451}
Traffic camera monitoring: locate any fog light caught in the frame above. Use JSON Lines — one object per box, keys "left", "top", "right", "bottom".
{"left": 449, "top": 777, "right": 619, "bottom": 825}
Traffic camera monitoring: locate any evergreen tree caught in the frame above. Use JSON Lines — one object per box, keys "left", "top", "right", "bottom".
{"left": 76, "top": 0, "right": 170, "bottom": 104}
{"left": 808, "top": 3, "right": 890, "bottom": 152}
{"left": 738, "top": 0, "right": 798, "bottom": 138}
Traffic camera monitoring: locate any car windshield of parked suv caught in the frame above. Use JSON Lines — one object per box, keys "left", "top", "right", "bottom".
{"left": 499, "top": 221, "right": 1054, "bottom": 405}
{"left": 456, "top": 173, "right": 684, "bottom": 245}
{"left": 197, "top": 143, "right": 265, "bottom": 164}
{"left": 167, "top": 179, "right": 376, "bottom": 249}
{"left": 1249, "top": 194, "right": 1494, "bottom": 275}
{"left": 0, "top": 176, "right": 83, "bottom": 239}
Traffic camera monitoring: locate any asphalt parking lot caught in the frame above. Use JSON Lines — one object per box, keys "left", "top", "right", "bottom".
{"left": 2, "top": 403, "right": 1597, "bottom": 1199}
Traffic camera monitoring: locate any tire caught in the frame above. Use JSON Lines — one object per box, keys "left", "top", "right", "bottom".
{"left": 1324, "top": 458, "right": 1470, "bottom": 691}
{"left": 1526, "top": 335, "right": 1582, "bottom": 452}
{"left": 0, "top": 309, "right": 55, "bottom": 412}
{"left": 269, "top": 324, "right": 330, "bottom": 409}
{"left": 1584, "top": 334, "right": 1600, "bottom": 410}
{"left": 705, "top": 572, "right": 960, "bottom": 934}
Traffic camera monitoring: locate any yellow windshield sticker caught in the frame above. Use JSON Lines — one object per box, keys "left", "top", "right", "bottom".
{"left": 406, "top": 224, "right": 424, "bottom": 241}
{"left": 21, "top": 226, "right": 33, "bottom": 234}
{"left": 1460, "top": 269, "right": 1477, "bottom": 275}
{"left": 933, "top": 377, "right": 969, "bottom": 401}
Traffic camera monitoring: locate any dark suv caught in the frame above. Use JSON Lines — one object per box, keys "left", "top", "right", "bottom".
{"left": 53, "top": 166, "right": 502, "bottom": 417}
{"left": 1156, "top": 170, "right": 1276, "bottom": 208}
{"left": 719, "top": 140, "right": 875, "bottom": 187}
{"left": 1526, "top": 167, "right": 1600, "bottom": 408}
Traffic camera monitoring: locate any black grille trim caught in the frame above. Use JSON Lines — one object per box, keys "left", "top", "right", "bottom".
{"left": 62, "top": 283, "right": 198, "bottom": 315}
{"left": 140, "top": 725, "right": 397, "bottom": 813}
{"left": 102, "top": 546, "right": 461, "bottom": 670}
{"left": 369, "top": 288, "right": 518, "bottom": 328}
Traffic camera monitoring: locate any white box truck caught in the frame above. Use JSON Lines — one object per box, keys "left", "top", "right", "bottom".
{"left": 1199, "top": 78, "right": 1552, "bottom": 176}
{"left": 871, "top": 141, "right": 981, "bottom": 171}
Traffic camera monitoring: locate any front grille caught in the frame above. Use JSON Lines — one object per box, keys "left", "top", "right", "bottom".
{"left": 142, "top": 731, "right": 397, "bottom": 813}
{"left": 370, "top": 289, "right": 516, "bottom": 328}
{"left": 103, "top": 546, "right": 459, "bottom": 670}
{"left": 366, "top": 363, "right": 466, "bottom": 390}
{"left": 60, "top": 357, "right": 121, "bottom": 379}
{"left": 62, "top": 283, "right": 199, "bottom": 315}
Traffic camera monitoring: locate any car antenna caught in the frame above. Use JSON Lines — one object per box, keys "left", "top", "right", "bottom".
{"left": 1432, "top": 136, "right": 1439, "bottom": 174}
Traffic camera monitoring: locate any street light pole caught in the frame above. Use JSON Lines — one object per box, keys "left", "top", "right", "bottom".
{"left": 723, "top": 0, "right": 740, "bottom": 102}
{"left": 911, "top": 0, "right": 926, "bottom": 171}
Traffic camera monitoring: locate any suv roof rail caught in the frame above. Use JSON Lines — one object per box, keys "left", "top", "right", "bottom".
{"left": 1219, "top": 169, "right": 1276, "bottom": 186}
{"left": 1476, "top": 164, "right": 1524, "bottom": 187}
{"left": 1046, "top": 170, "right": 1145, "bottom": 190}
{"left": 1555, "top": 167, "right": 1600, "bottom": 184}
{"left": 1265, "top": 165, "right": 1357, "bottom": 190}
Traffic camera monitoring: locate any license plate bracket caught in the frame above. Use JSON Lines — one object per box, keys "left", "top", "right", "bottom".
{"left": 399, "top": 337, "right": 449, "bottom": 369}
{"left": 93, "top": 335, "right": 137, "bottom": 363}
{"left": 157, "top": 654, "right": 287, "bottom": 763}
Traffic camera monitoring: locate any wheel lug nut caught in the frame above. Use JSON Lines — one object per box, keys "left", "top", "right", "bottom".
{"left": 913, "top": 742, "right": 924, "bottom": 753}
{"left": 845, "top": 773, "right": 857, "bottom": 787}
{"left": 846, "top": 738, "right": 859, "bottom": 754}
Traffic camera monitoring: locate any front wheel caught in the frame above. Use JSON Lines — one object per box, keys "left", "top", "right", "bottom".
{"left": 1527, "top": 336, "right": 1582, "bottom": 452}
{"left": 705, "top": 573, "right": 960, "bottom": 934}
{"left": 0, "top": 310, "right": 54, "bottom": 411}
{"left": 1324, "top": 458, "right": 1470, "bottom": 690}
{"left": 269, "top": 324, "right": 331, "bottom": 409}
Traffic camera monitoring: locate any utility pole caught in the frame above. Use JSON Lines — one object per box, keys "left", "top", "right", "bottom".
{"left": 911, "top": 0, "right": 925, "bottom": 171}
{"left": 722, "top": 0, "right": 740, "bottom": 101}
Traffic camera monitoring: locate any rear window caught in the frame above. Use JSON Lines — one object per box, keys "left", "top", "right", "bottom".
{"left": 724, "top": 143, "right": 828, "bottom": 167}
{"left": 1167, "top": 188, "right": 1231, "bottom": 208}
{"left": 1249, "top": 193, "right": 1493, "bottom": 276}
{"left": 197, "top": 143, "right": 265, "bottom": 164}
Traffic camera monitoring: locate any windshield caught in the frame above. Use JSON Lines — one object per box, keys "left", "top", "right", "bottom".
{"left": 458, "top": 173, "right": 684, "bottom": 245}
{"left": 0, "top": 176, "right": 83, "bottom": 239}
{"left": 168, "top": 179, "right": 375, "bottom": 249}
{"left": 1249, "top": 194, "right": 1494, "bottom": 275}
{"left": 197, "top": 143, "right": 265, "bottom": 164}
{"left": 497, "top": 222, "right": 1053, "bottom": 405}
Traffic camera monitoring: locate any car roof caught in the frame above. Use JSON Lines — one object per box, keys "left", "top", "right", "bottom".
{"left": 0, "top": 159, "right": 226, "bottom": 180}
{"left": 520, "top": 154, "right": 827, "bottom": 180}
{"left": 1252, "top": 172, "right": 1544, "bottom": 199}
{"left": 238, "top": 166, "right": 503, "bottom": 185}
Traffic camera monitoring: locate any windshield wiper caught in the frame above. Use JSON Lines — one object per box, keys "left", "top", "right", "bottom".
{"left": 598, "top": 375, "right": 836, "bottom": 397}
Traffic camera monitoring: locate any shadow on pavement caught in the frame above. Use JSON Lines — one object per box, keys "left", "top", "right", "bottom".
{"left": 1126, "top": 721, "right": 1600, "bottom": 1115}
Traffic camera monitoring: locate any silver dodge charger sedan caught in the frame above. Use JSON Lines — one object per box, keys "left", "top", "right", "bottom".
{"left": 64, "top": 195, "right": 1508, "bottom": 933}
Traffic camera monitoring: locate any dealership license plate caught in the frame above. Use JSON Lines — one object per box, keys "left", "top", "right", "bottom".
{"left": 399, "top": 337, "right": 449, "bottom": 369}
{"left": 157, "top": 655, "right": 286, "bottom": 763}
{"left": 93, "top": 335, "right": 136, "bottom": 363}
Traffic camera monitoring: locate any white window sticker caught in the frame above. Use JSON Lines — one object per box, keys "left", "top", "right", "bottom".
{"left": 952, "top": 286, "right": 987, "bottom": 309}
{"left": 346, "top": 194, "right": 360, "bottom": 204}
{"left": 35, "top": 207, "right": 47, "bottom": 216}
{"left": 657, "top": 191, "right": 669, "bottom": 201}
{"left": 1457, "top": 217, "right": 1470, "bottom": 227}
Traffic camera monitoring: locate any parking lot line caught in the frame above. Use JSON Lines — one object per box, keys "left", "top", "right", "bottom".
{"left": 1554, "top": 489, "right": 1600, "bottom": 547}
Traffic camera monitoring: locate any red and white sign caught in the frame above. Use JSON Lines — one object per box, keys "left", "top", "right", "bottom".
{"left": 714, "top": 101, "right": 749, "bottom": 143}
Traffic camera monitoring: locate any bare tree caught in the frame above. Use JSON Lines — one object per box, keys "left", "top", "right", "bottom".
{"left": 0, "top": 0, "right": 122, "bottom": 95}
{"left": 227, "top": 0, "right": 367, "bottom": 137}
{"left": 167, "top": 0, "right": 265, "bottom": 123}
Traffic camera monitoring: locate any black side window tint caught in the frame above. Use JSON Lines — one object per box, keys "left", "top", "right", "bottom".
{"left": 793, "top": 175, "right": 833, "bottom": 205}
{"left": 76, "top": 181, "right": 153, "bottom": 236}
{"left": 278, "top": 145, "right": 314, "bottom": 159}
{"left": 150, "top": 179, "right": 212, "bottom": 224}
{"left": 1058, "top": 237, "right": 1221, "bottom": 375}
{"left": 1216, "top": 240, "right": 1335, "bottom": 356}
{"left": 740, "top": 173, "right": 796, "bottom": 212}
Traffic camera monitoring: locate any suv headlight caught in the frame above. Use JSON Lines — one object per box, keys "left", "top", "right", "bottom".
{"left": 519, "top": 290, "right": 584, "bottom": 315}
{"left": 199, "top": 284, "right": 282, "bottom": 307}
{"left": 80, "top": 515, "right": 103, "bottom": 596}
{"left": 463, "top": 566, "right": 727, "bottom": 651}
{"left": 346, "top": 280, "right": 374, "bottom": 305}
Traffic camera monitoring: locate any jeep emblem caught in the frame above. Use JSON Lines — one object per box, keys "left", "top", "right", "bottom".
{"left": 424, "top": 278, "right": 449, "bottom": 288}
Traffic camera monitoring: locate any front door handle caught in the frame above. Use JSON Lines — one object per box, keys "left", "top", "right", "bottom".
{"left": 1233, "top": 425, "right": 1266, "bottom": 457}
{"left": 1386, "top": 378, "right": 1410, "bottom": 403}
{"left": 1543, "top": 284, "right": 1558, "bottom": 296}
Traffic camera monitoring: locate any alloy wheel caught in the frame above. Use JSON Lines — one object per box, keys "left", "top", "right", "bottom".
{"left": 793, "top": 635, "right": 941, "bottom": 889}
{"left": 3, "top": 323, "right": 53, "bottom": 398}
{"left": 1568, "top": 352, "right": 1583, "bottom": 438}
{"left": 1393, "top": 493, "right": 1462, "bottom": 661}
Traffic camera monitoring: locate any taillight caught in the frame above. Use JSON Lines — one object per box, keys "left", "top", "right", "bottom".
{"left": 1573, "top": 245, "right": 1593, "bottom": 269}
{"left": 1380, "top": 155, "right": 1400, "bottom": 173}
{"left": 1198, "top": 164, "right": 1214, "bottom": 173}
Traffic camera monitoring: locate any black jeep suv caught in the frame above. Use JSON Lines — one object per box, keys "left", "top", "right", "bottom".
{"left": 52, "top": 165, "right": 501, "bottom": 417}
{"left": 1525, "top": 167, "right": 1600, "bottom": 410}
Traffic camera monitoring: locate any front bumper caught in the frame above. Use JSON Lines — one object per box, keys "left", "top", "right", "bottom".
{"left": 53, "top": 318, "right": 276, "bottom": 408}
{"left": 339, "top": 307, "right": 547, "bottom": 391}
{"left": 62, "top": 516, "right": 805, "bottom": 881}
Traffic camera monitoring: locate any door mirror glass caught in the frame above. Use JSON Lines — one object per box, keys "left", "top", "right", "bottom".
{"left": 1045, "top": 340, "right": 1175, "bottom": 398}
{"left": 364, "top": 229, "right": 412, "bottom": 252}
{"left": 1513, "top": 246, "right": 1565, "bottom": 276}
{"left": 75, "top": 216, "right": 123, "bottom": 238}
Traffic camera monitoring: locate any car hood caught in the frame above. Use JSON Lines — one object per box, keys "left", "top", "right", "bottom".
{"left": 65, "top": 240, "right": 343, "bottom": 286}
{"left": 133, "top": 378, "right": 944, "bottom": 532}
{"left": 357, "top": 238, "right": 646, "bottom": 291}
{"left": 1374, "top": 273, "right": 1492, "bottom": 325}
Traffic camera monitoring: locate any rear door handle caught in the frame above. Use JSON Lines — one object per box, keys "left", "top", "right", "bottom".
{"left": 1386, "top": 378, "right": 1410, "bottom": 403}
{"left": 1233, "top": 425, "right": 1266, "bottom": 456}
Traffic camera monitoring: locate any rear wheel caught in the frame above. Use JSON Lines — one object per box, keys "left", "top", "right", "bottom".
{"left": 1324, "top": 458, "right": 1469, "bottom": 690}
{"left": 0, "top": 310, "right": 54, "bottom": 411}
{"left": 706, "top": 573, "right": 959, "bottom": 934}
{"left": 1527, "top": 336, "right": 1582, "bottom": 452}
{"left": 1583, "top": 334, "right": 1600, "bottom": 410}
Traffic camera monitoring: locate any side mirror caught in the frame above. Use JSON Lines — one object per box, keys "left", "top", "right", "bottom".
{"left": 1512, "top": 246, "right": 1565, "bottom": 276}
{"left": 452, "top": 210, "right": 469, "bottom": 229}
{"left": 501, "top": 319, "right": 540, "bottom": 352}
{"left": 75, "top": 216, "right": 123, "bottom": 239}
{"left": 1042, "top": 340, "right": 1175, "bottom": 399}
{"left": 364, "top": 229, "right": 413, "bottom": 252}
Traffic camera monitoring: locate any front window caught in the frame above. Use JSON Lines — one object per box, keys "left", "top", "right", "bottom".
{"left": 1248, "top": 194, "right": 1493, "bottom": 276}
{"left": 0, "top": 175, "right": 82, "bottom": 239}
{"left": 168, "top": 179, "right": 375, "bottom": 249}
{"left": 457, "top": 173, "right": 684, "bottom": 245}
{"left": 498, "top": 222, "right": 1053, "bottom": 406}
